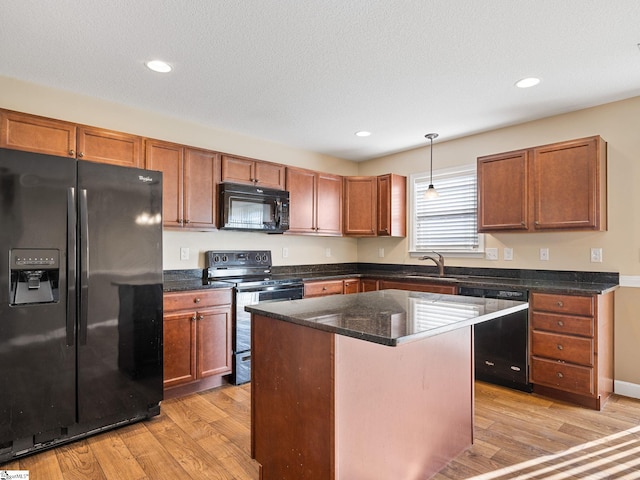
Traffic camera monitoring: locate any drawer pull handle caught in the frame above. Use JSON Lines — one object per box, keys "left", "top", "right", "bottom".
{"left": 557, "top": 344, "right": 564, "bottom": 351}
{"left": 485, "top": 361, "right": 495, "bottom": 366}
{"left": 557, "top": 301, "right": 564, "bottom": 307}
{"left": 194, "top": 298, "right": 201, "bottom": 303}
{"left": 557, "top": 320, "right": 564, "bottom": 327}
{"left": 557, "top": 372, "right": 564, "bottom": 378}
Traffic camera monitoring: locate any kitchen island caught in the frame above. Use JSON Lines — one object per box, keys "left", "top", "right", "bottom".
{"left": 246, "top": 289, "right": 528, "bottom": 480}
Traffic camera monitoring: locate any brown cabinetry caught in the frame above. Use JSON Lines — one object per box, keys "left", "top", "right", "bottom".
{"left": 529, "top": 291, "right": 614, "bottom": 410}
{"left": 286, "top": 167, "right": 342, "bottom": 235}
{"left": 377, "top": 174, "right": 407, "bottom": 237}
{"left": 221, "top": 154, "right": 285, "bottom": 190}
{"left": 478, "top": 136, "right": 607, "bottom": 233}
{"left": 304, "top": 278, "right": 361, "bottom": 298}
{"left": 360, "top": 278, "right": 380, "bottom": 292}
{"left": 343, "top": 176, "right": 377, "bottom": 236}
{"left": 378, "top": 279, "right": 457, "bottom": 295}
{"left": 163, "top": 289, "right": 233, "bottom": 398}
{"left": 0, "top": 109, "right": 143, "bottom": 167}
{"left": 146, "top": 140, "right": 220, "bottom": 229}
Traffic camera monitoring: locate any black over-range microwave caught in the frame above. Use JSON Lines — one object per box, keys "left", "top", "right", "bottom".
{"left": 219, "top": 182, "right": 290, "bottom": 233}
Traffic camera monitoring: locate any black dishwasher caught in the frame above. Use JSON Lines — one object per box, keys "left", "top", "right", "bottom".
{"left": 459, "top": 286, "right": 532, "bottom": 393}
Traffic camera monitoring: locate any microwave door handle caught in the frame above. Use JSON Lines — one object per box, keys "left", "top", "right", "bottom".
{"left": 274, "top": 199, "right": 282, "bottom": 226}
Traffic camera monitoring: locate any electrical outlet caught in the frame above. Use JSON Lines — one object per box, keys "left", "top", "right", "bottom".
{"left": 503, "top": 247, "right": 513, "bottom": 261}
{"left": 590, "top": 247, "right": 603, "bottom": 263}
{"left": 378, "top": 248, "right": 385, "bottom": 258}
{"left": 485, "top": 247, "right": 498, "bottom": 260}
{"left": 180, "top": 247, "right": 189, "bottom": 261}
{"left": 325, "top": 248, "right": 331, "bottom": 258}
{"left": 539, "top": 248, "right": 549, "bottom": 261}
{"left": 282, "top": 247, "right": 289, "bottom": 258}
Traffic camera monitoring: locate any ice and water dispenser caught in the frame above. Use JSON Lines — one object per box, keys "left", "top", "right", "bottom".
{"left": 10, "top": 248, "right": 60, "bottom": 305}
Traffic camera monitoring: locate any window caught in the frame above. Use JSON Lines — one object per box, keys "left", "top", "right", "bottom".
{"left": 409, "top": 164, "right": 483, "bottom": 256}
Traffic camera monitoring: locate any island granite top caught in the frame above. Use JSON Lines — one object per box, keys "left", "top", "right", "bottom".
{"left": 245, "top": 289, "right": 528, "bottom": 346}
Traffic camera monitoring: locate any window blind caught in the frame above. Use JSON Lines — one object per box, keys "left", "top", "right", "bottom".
{"left": 412, "top": 166, "right": 480, "bottom": 253}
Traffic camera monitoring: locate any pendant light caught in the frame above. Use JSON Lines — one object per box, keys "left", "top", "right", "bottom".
{"left": 424, "top": 133, "right": 439, "bottom": 199}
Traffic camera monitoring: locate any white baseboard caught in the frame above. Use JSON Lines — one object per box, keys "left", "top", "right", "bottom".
{"left": 614, "top": 380, "right": 640, "bottom": 399}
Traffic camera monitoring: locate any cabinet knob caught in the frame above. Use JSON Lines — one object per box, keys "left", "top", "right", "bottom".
{"left": 78, "top": 151, "right": 84, "bottom": 158}
{"left": 557, "top": 372, "right": 564, "bottom": 378}
{"left": 557, "top": 344, "right": 564, "bottom": 351}
{"left": 197, "top": 314, "right": 204, "bottom": 320}
{"left": 194, "top": 297, "right": 201, "bottom": 303}
{"left": 69, "top": 149, "right": 75, "bottom": 156}
{"left": 521, "top": 221, "right": 526, "bottom": 226}
{"left": 557, "top": 320, "right": 564, "bottom": 327}
{"left": 557, "top": 301, "right": 564, "bottom": 307}
{"left": 322, "top": 287, "right": 327, "bottom": 291}
{"left": 185, "top": 219, "right": 190, "bottom": 224}
{"left": 191, "top": 315, "right": 197, "bottom": 321}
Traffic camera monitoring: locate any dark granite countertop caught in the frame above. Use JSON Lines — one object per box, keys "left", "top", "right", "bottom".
{"left": 163, "top": 264, "right": 619, "bottom": 295}
{"left": 245, "top": 289, "right": 528, "bottom": 346}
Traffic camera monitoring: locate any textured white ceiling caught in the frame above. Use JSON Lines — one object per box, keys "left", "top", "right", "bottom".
{"left": 2, "top": 1, "right": 640, "bottom": 161}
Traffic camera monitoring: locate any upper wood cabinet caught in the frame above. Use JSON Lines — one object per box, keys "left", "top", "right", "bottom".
{"left": 377, "top": 173, "right": 406, "bottom": 237}
{"left": 286, "top": 166, "right": 342, "bottom": 235}
{"left": 146, "top": 139, "right": 220, "bottom": 230}
{"left": 221, "top": 154, "right": 285, "bottom": 190}
{"left": 0, "top": 109, "right": 143, "bottom": 168}
{"left": 343, "top": 176, "right": 377, "bottom": 236}
{"left": 478, "top": 136, "right": 607, "bottom": 233}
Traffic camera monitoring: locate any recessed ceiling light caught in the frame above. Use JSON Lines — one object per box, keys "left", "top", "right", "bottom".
{"left": 355, "top": 131, "right": 371, "bottom": 137}
{"left": 145, "top": 60, "right": 172, "bottom": 73}
{"left": 515, "top": 77, "right": 541, "bottom": 88}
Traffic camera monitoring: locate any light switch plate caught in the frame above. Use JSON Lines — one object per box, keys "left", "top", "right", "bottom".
{"left": 504, "top": 247, "right": 513, "bottom": 261}
{"left": 180, "top": 247, "right": 189, "bottom": 261}
{"left": 591, "top": 247, "right": 603, "bottom": 263}
{"left": 485, "top": 247, "right": 498, "bottom": 260}
{"left": 282, "top": 247, "right": 289, "bottom": 258}
{"left": 540, "top": 248, "right": 549, "bottom": 261}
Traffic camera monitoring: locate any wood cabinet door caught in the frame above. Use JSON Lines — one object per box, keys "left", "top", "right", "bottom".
{"left": 377, "top": 174, "right": 406, "bottom": 237}
{"left": 0, "top": 109, "right": 76, "bottom": 157}
{"left": 286, "top": 167, "right": 317, "bottom": 233}
{"left": 343, "top": 176, "right": 377, "bottom": 236}
{"left": 163, "top": 311, "right": 197, "bottom": 388}
{"left": 360, "top": 278, "right": 379, "bottom": 292}
{"left": 77, "top": 126, "right": 143, "bottom": 168}
{"left": 343, "top": 279, "right": 360, "bottom": 294}
{"left": 477, "top": 150, "right": 529, "bottom": 232}
{"left": 184, "top": 147, "right": 219, "bottom": 229}
{"left": 255, "top": 160, "right": 285, "bottom": 190}
{"left": 146, "top": 140, "right": 184, "bottom": 228}
{"left": 196, "top": 306, "right": 232, "bottom": 378}
{"left": 221, "top": 154, "right": 255, "bottom": 185}
{"left": 378, "top": 280, "right": 457, "bottom": 295}
{"left": 532, "top": 136, "right": 605, "bottom": 231}
{"left": 316, "top": 172, "right": 343, "bottom": 235}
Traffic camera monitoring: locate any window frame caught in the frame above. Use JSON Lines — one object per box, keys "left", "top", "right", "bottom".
{"left": 408, "top": 164, "right": 484, "bottom": 258}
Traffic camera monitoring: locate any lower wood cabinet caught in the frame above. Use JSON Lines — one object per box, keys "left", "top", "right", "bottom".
{"left": 304, "top": 278, "right": 361, "bottom": 298}
{"left": 163, "top": 288, "right": 232, "bottom": 398}
{"left": 529, "top": 291, "right": 614, "bottom": 410}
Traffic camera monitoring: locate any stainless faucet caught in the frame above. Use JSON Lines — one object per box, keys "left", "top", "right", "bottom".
{"left": 418, "top": 252, "right": 445, "bottom": 276}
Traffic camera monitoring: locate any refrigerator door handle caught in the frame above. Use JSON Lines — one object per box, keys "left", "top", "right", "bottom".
{"left": 67, "top": 187, "right": 76, "bottom": 346}
{"left": 79, "top": 188, "right": 89, "bottom": 345}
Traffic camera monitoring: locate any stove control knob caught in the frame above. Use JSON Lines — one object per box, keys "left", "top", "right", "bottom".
{"left": 221, "top": 255, "right": 228, "bottom": 262}
{"left": 213, "top": 255, "right": 220, "bottom": 263}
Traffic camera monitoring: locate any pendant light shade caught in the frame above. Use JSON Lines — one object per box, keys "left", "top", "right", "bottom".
{"left": 424, "top": 133, "right": 439, "bottom": 199}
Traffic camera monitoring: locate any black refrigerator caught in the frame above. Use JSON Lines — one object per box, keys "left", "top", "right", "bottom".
{"left": 0, "top": 148, "right": 163, "bottom": 462}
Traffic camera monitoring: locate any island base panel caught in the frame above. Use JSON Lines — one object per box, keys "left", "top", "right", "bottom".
{"left": 335, "top": 328, "right": 473, "bottom": 479}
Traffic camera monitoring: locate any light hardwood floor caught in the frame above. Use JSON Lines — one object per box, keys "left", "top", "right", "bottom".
{"left": 2, "top": 382, "right": 640, "bottom": 479}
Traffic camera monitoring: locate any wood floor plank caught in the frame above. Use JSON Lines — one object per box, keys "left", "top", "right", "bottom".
{"left": 54, "top": 440, "right": 108, "bottom": 480}
{"left": 86, "top": 430, "right": 148, "bottom": 480}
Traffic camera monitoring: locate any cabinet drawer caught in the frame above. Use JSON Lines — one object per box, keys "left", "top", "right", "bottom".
{"left": 531, "top": 293, "right": 594, "bottom": 316}
{"left": 164, "top": 288, "right": 232, "bottom": 311}
{"left": 379, "top": 280, "right": 457, "bottom": 295}
{"left": 304, "top": 280, "right": 344, "bottom": 297}
{"left": 531, "top": 312, "right": 594, "bottom": 337}
{"left": 531, "top": 331, "right": 594, "bottom": 366}
{"left": 531, "top": 356, "right": 594, "bottom": 396}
